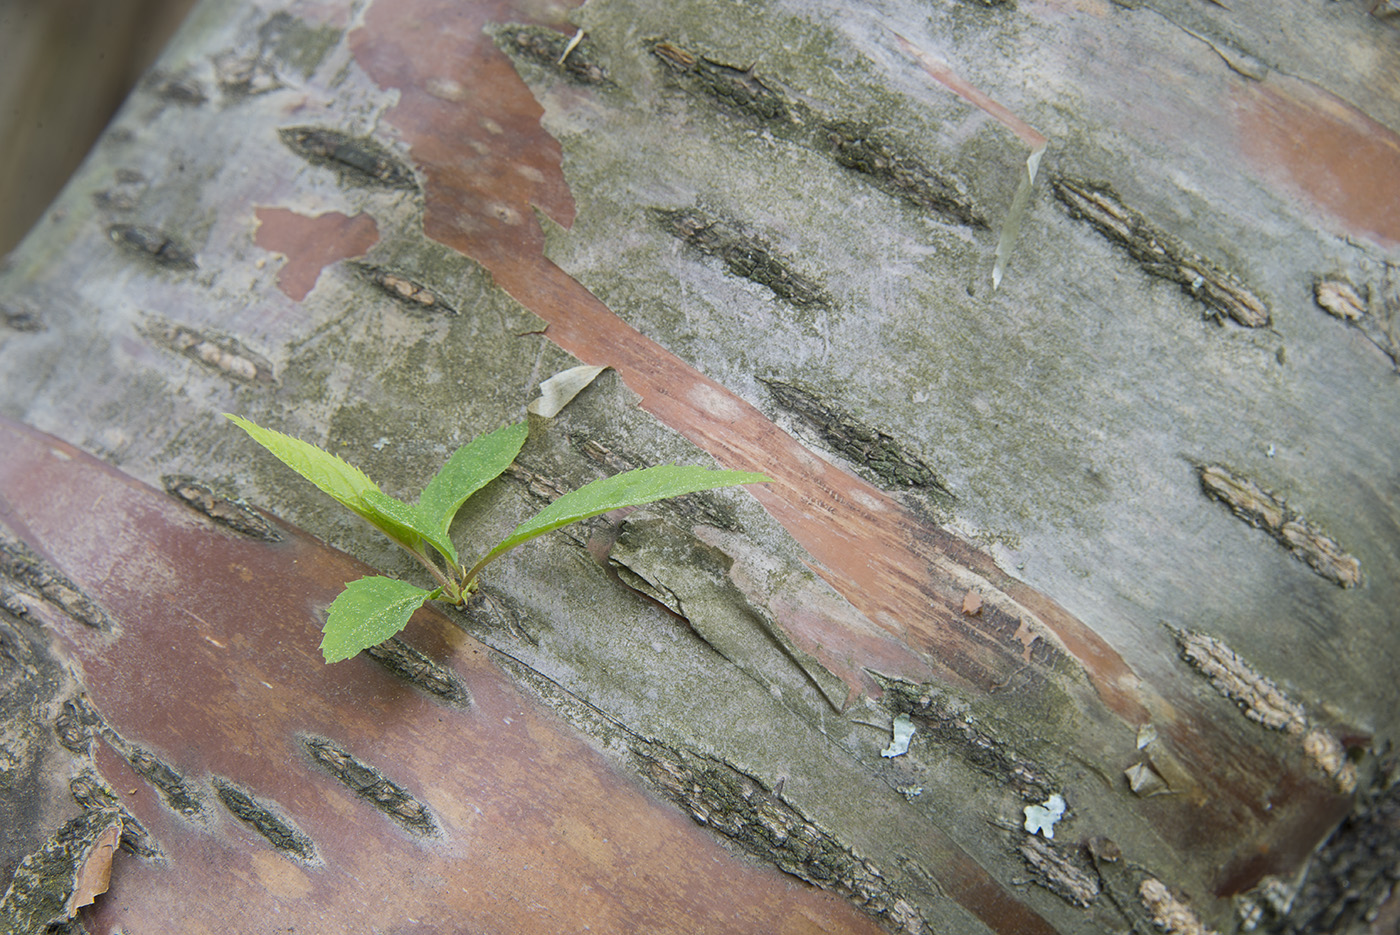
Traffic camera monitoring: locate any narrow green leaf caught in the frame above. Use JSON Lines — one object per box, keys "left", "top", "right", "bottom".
{"left": 416, "top": 422, "right": 528, "bottom": 542}
{"left": 323, "top": 576, "right": 432, "bottom": 663}
{"left": 356, "top": 490, "right": 451, "bottom": 559}
{"left": 465, "top": 464, "right": 770, "bottom": 581}
{"left": 225, "top": 414, "right": 380, "bottom": 511}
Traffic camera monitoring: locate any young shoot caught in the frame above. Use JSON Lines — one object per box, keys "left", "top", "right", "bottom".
{"left": 226, "top": 415, "right": 770, "bottom": 662}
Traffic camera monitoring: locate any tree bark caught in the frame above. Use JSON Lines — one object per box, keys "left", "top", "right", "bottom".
{"left": 1, "top": 1, "right": 1397, "bottom": 933}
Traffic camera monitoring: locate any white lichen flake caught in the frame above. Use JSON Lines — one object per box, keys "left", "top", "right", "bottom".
{"left": 1023, "top": 794, "right": 1066, "bottom": 839}
{"left": 881, "top": 714, "right": 915, "bottom": 758}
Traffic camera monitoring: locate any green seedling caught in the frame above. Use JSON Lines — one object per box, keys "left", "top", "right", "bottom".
{"left": 226, "top": 415, "right": 770, "bottom": 662}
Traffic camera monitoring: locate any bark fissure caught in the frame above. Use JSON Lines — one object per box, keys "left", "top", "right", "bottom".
{"left": 278, "top": 126, "right": 418, "bottom": 190}
{"left": 1051, "top": 178, "right": 1270, "bottom": 327}
{"left": 213, "top": 779, "right": 318, "bottom": 862}
{"left": 645, "top": 38, "right": 987, "bottom": 227}
{"left": 635, "top": 740, "right": 936, "bottom": 935}
{"left": 301, "top": 735, "right": 439, "bottom": 836}
{"left": 0, "top": 537, "right": 110, "bottom": 631}
{"left": 1196, "top": 464, "right": 1361, "bottom": 588}
{"left": 163, "top": 475, "right": 283, "bottom": 541}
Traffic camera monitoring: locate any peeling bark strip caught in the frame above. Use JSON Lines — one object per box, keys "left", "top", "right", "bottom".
{"left": 0, "top": 536, "right": 110, "bottom": 629}
{"left": 491, "top": 24, "right": 607, "bottom": 84}
{"left": 762, "top": 379, "right": 952, "bottom": 495}
{"left": 1018, "top": 836, "right": 1099, "bottom": 908}
{"left": 351, "top": 261, "right": 458, "bottom": 314}
{"left": 106, "top": 223, "right": 197, "bottom": 269}
{"left": 302, "top": 736, "right": 438, "bottom": 835}
{"left": 163, "top": 475, "right": 281, "bottom": 541}
{"left": 652, "top": 206, "right": 829, "bottom": 308}
{"left": 143, "top": 320, "right": 275, "bottom": 384}
{"left": 1124, "top": 761, "right": 1170, "bottom": 797}
{"left": 278, "top": 126, "right": 417, "bottom": 189}
{"left": 646, "top": 40, "right": 985, "bottom": 228}
{"left": 213, "top": 779, "right": 317, "bottom": 861}
{"left": 1173, "top": 628, "right": 1357, "bottom": 792}
{"left": 1051, "top": 178, "right": 1270, "bottom": 327}
{"left": 1197, "top": 464, "right": 1361, "bottom": 587}
{"left": 634, "top": 741, "right": 934, "bottom": 935}
{"left": 363, "top": 636, "right": 472, "bottom": 706}
{"left": 0, "top": 807, "right": 123, "bottom": 932}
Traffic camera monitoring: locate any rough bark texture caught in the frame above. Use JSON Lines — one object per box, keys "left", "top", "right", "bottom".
{"left": 0, "top": 1, "right": 1397, "bottom": 933}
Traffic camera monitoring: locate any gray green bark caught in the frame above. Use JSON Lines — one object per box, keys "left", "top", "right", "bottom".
{"left": 1, "top": 1, "right": 1398, "bottom": 933}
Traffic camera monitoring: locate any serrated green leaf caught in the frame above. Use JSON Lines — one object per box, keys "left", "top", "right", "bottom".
{"left": 226, "top": 414, "right": 380, "bottom": 511}
{"left": 416, "top": 422, "right": 528, "bottom": 547}
{"left": 465, "top": 464, "right": 770, "bottom": 582}
{"left": 357, "top": 489, "right": 457, "bottom": 561}
{"left": 322, "top": 576, "right": 432, "bottom": 663}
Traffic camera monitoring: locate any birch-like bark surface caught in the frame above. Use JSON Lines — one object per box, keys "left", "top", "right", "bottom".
{"left": 1, "top": 1, "right": 1397, "bottom": 933}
